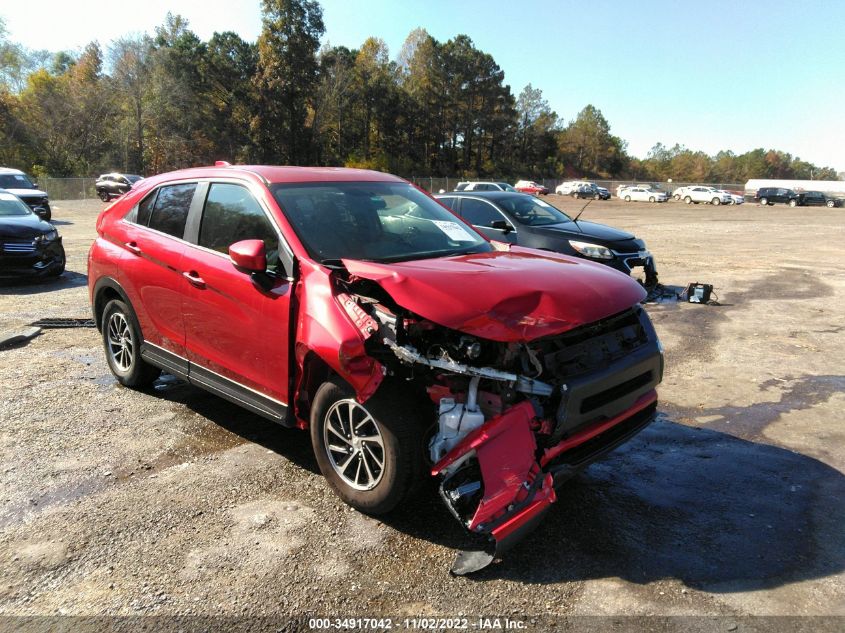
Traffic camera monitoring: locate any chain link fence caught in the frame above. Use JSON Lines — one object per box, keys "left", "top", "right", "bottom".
{"left": 41, "top": 177, "right": 98, "bottom": 200}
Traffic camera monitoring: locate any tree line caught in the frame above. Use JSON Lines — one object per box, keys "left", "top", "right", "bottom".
{"left": 0, "top": 1, "right": 839, "bottom": 183}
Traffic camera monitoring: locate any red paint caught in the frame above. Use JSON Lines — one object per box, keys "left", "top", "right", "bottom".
{"left": 228, "top": 239, "right": 267, "bottom": 271}
{"left": 344, "top": 247, "right": 646, "bottom": 342}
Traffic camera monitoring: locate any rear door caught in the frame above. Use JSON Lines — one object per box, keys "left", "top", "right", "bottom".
{"left": 180, "top": 181, "right": 294, "bottom": 422}
{"left": 114, "top": 181, "right": 198, "bottom": 363}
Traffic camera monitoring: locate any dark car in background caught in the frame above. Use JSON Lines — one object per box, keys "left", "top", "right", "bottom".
{"left": 0, "top": 189, "right": 65, "bottom": 280}
{"left": 0, "top": 168, "right": 52, "bottom": 221}
{"left": 797, "top": 191, "right": 838, "bottom": 208}
{"left": 96, "top": 173, "right": 144, "bottom": 201}
{"left": 754, "top": 187, "right": 799, "bottom": 206}
{"left": 435, "top": 190, "right": 658, "bottom": 285}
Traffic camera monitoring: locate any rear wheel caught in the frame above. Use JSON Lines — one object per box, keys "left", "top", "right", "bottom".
{"left": 310, "top": 377, "right": 426, "bottom": 515}
{"left": 101, "top": 299, "right": 160, "bottom": 388}
{"left": 827, "top": 199, "right": 835, "bottom": 208}
{"left": 673, "top": 194, "right": 680, "bottom": 200}
{"left": 760, "top": 197, "right": 769, "bottom": 206}
{"left": 625, "top": 195, "right": 631, "bottom": 202}
{"left": 98, "top": 190, "right": 110, "bottom": 202}
{"left": 594, "top": 193, "right": 600, "bottom": 200}
{"left": 684, "top": 196, "right": 692, "bottom": 204}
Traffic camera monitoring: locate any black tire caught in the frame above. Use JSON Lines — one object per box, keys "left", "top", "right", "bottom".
{"left": 624, "top": 195, "right": 631, "bottom": 202}
{"left": 310, "top": 376, "right": 427, "bottom": 515}
{"left": 760, "top": 197, "right": 769, "bottom": 206}
{"left": 47, "top": 245, "right": 66, "bottom": 277}
{"left": 684, "top": 196, "right": 692, "bottom": 204}
{"left": 826, "top": 200, "right": 835, "bottom": 208}
{"left": 712, "top": 197, "right": 721, "bottom": 205}
{"left": 673, "top": 194, "right": 680, "bottom": 200}
{"left": 98, "top": 190, "right": 110, "bottom": 202}
{"left": 649, "top": 196, "right": 655, "bottom": 203}
{"left": 101, "top": 299, "right": 160, "bottom": 388}
{"left": 788, "top": 199, "right": 797, "bottom": 208}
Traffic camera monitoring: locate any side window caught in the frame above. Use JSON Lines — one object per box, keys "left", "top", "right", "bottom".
{"left": 199, "top": 183, "right": 280, "bottom": 273}
{"left": 135, "top": 190, "right": 157, "bottom": 226}
{"left": 148, "top": 183, "right": 196, "bottom": 238}
{"left": 461, "top": 198, "right": 505, "bottom": 227}
{"left": 438, "top": 197, "right": 458, "bottom": 211}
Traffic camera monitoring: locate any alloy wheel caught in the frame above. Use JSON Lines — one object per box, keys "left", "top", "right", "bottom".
{"left": 323, "top": 399, "right": 385, "bottom": 491}
{"left": 106, "top": 312, "right": 134, "bottom": 372}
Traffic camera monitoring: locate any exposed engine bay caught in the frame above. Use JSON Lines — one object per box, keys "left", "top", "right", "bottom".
{"left": 335, "top": 271, "right": 664, "bottom": 574}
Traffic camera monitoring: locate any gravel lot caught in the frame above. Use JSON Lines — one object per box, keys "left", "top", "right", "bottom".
{"left": 1, "top": 196, "right": 843, "bottom": 629}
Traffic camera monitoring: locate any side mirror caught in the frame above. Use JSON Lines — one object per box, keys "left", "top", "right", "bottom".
{"left": 229, "top": 239, "right": 266, "bottom": 273}
{"left": 490, "top": 220, "right": 514, "bottom": 233}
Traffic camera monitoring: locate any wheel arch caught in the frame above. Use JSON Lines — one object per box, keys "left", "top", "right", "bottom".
{"left": 92, "top": 276, "right": 132, "bottom": 332}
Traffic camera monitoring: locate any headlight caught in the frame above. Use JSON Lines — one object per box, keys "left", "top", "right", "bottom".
{"left": 568, "top": 240, "right": 614, "bottom": 260}
{"left": 36, "top": 229, "right": 58, "bottom": 243}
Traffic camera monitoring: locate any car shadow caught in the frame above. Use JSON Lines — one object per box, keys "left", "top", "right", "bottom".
{"left": 50, "top": 219, "right": 74, "bottom": 226}
{"left": 383, "top": 414, "right": 845, "bottom": 591}
{"left": 125, "top": 378, "right": 845, "bottom": 593}
{"left": 0, "top": 270, "right": 88, "bottom": 294}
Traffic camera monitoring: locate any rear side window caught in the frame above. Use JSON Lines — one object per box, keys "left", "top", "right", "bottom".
{"left": 438, "top": 197, "right": 458, "bottom": 210}
{"left": 135, "top": 190, "right": 157, "bottom": 226}
{"left": 199, "top": 183, "right": 280, "bottom": 272}
{"left": 148, "top": 183, "right": 196, "bottom": 238}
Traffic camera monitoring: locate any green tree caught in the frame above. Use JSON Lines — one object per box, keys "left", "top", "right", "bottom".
{"left": 253, "top": 0, "right": 325, "bottom": 163}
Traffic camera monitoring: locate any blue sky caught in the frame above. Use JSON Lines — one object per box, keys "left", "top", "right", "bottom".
{"left": 4, "top": 0, "right": 844, "bottom": 171}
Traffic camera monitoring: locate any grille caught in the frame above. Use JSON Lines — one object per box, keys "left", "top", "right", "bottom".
{"left": 2, "top": 240, "right": 37, "bottom": 254}
{"left": 536, "top": 308, "right": 648, "bottom": 379}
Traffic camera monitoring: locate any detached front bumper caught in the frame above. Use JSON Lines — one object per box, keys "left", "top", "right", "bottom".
{"left": 432, "top": 337, "right": 663, "bottom": 574}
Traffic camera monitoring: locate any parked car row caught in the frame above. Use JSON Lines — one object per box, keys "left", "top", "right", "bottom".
{"left": 0, "top": 188, "right": 65, "bottom": 279}
{"left": 555, "top": 181, "right": 611, "bottom": 200}
{"left": 754, "top": 187, "right": 839, "bottom": 208}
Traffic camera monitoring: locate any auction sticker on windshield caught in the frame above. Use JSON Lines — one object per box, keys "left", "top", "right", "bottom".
{"left": 431, "top": 220, "right": 476, "bottom": 241}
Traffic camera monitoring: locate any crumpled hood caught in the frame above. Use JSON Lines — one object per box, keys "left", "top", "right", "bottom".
{"left": 343, "top": 247, "right": 646, "bottom": 342}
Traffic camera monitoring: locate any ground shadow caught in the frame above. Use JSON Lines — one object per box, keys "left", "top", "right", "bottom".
{"left": 50, "top": 219, "right": 74, "bottom": 226}
{"left": 0, "top": 270, "right": 87, "bottom": 295}
{"left": 124, "top": 376, "right": 845, "bottom": 593}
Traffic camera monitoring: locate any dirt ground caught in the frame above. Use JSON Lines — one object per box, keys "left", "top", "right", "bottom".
{"left": 0, "top": 196, "right": 843, "bottom": 629}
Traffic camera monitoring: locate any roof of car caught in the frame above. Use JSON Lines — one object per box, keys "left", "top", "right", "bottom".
{"left": 138, "top": 165, "right": 405, "bottom": 186}
{"left": 0, "top": 167, "right": 25, "bottom": 175}
{"left": 437, "top": 191, "right": 532, "bottom": 201}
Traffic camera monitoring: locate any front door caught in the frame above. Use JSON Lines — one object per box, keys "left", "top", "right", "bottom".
{"left": 459, "top": 198, "right": 519, "bottom": 244}
{"left": 180, "top": 181, "right": 293, "bottom": 422}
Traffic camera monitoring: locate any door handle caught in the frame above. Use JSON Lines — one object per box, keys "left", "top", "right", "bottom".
{"left": 125, "top": 241, "right": 141, "bottom": 255}
{"left": 182, "top": 271, "right": 206, "bottom": 289}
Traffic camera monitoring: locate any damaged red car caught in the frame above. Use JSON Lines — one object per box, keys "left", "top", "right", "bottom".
{"left": 88, "top": 166, "right": 663, "bottom": 573}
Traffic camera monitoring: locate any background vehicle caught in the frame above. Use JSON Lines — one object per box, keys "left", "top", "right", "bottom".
{"left": 0, "top": 168, "right": 51, "bottom": 221}
{"left": 454, "top": 181, "right": 516, "bottom": 192}
{"left": 678, "top": 186, "right": 732, "bottom": 205}
{"left": 754, "top": 187, "right": 799, "bottom": 206}
{"left": 795, "top": 191, "right": 839, "bottom": 208}
{"left": 556, "top": 181, "right": 610, "bottom": 200}
{"left": 716, "top": 189, "right": 745, "bottom": 205}
{"left": 514, "top": 180, "right": 549, "bottom": 195}
{"left": 89, "top": 165, "right": 662, "bottom": 573}
{"left": 621, "top": 187, "right": 668, "bottom": 203}
{"left": 436, "top": 191, "right": 657, "bottom": 285}
{"left": 96, "top": 173, "right": 144, "bottom": 201}
{"left": 0, "top": 189, "right": 65, "bottom": 279}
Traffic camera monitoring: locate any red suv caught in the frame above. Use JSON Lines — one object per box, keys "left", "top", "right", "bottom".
{"left": 88, "top": 165, "right": 663, "bottom": 574}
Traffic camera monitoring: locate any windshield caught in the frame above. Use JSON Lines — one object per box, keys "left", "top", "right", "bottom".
{"left": 0, "top": 193, "right": 33, "bottom": 216}
{"left": 127, "top": 175, "right": 143, "bottom": 183}
{"left": 0, "top": 174, "right": 35, "bottom": 189}
{"left": 498, "top": 183, "right": 517, "bottom": 192}
{"left": 496, "top": 196, "right": 572, "bottom": 226}
{"left": 272, "top": 182, "right": 492, "bottom": 264}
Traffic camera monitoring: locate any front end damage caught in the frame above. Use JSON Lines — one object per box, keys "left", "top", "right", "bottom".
{"left": 325, "top": 254, "right": 663, "bottom": 574}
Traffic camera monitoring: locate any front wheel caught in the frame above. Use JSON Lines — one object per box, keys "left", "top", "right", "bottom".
{"left": 788, "top": 199, "right": 797, "bottom": 207}
{"left": 673, "top": 194, "right": 680, "bottom": 200}
{"left": 827, "top": 200, "right": 835, "bottom": 208}
{"left": 310, "top": 377, "right": 426, "bottom": 515}
{"left": 101, "top": 299, "right": 160, "bottom": 388}
{"left": 760, "top": 197, "right": 769, "bottom": 206}
{"left": 625, "top": 195, "right": 631, "bottom": 202}
{"left": 712, "top": 198, "right": 721, "bottom": 205}
{"left": 649, "top": 196, "right": 655, "bottom": 203}
{"left": 594, "top": 193, "right": 600, "bottom": 200}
